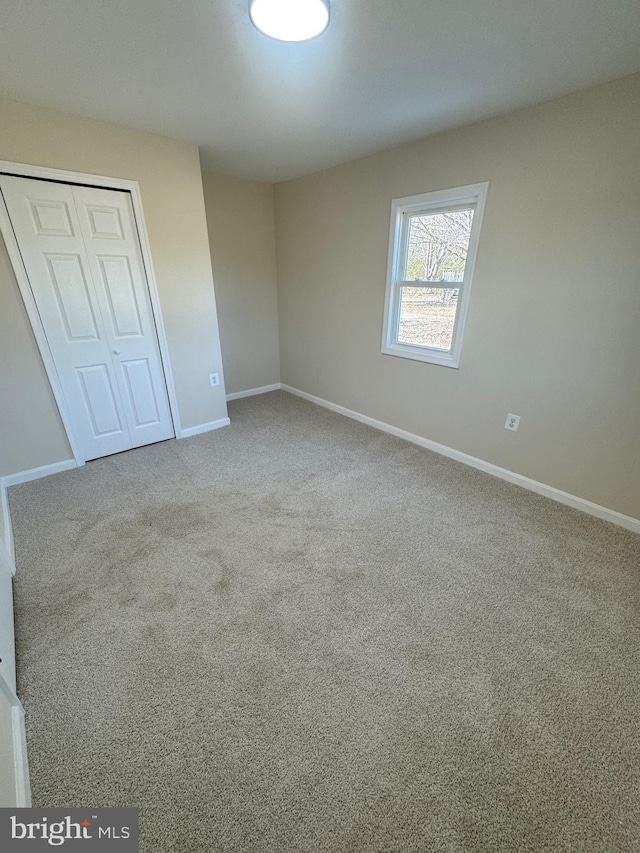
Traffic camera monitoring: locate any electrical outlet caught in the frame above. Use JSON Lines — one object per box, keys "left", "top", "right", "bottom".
{"left": 209, "top": 373, "right": 220, "bottom": 387}
{"left": 504, "top": 413, "right": 521, "bottom": 431}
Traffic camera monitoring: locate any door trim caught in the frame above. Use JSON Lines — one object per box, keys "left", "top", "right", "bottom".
{"left": 0, "top": 160, "right": 182, "bottom": 464}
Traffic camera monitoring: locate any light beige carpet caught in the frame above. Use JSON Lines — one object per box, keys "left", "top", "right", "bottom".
{"left": 10, "top": 391, "right": 640, "bottom": 852}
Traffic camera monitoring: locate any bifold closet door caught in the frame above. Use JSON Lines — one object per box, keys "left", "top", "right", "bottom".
{"left": 0, "top": 175, "right": 174, "bottom": 461}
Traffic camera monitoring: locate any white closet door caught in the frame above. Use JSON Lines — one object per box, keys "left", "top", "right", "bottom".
{"left": 72, "top": 185, "right": 173, "bottom": 450}
{"left": 0, "top": 176, "right": 174, "bottom": 461}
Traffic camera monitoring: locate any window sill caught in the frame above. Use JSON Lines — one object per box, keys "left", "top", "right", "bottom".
{"left": 381, "top": 342, "right": 460, "bottom": 368}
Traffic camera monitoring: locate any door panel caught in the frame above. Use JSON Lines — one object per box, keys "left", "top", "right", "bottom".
{"left": 45, "top": 253, "right": 100, "bottom": 341}
{"left": 0, "top": 175, "right": 174, "bottom": 460}
{"left": 76, "top": 364, "right": 125, "bottom": 436}
{"left": 28, "top": 198, "right": 74, "bottom": 237}
{"left": 85, "top": 204, "right": 124, "bottom": 240}
{"left": 121, "top": 359, "right": 162, "bottom": 427}
{"left": 97, "top": 256, "right": 143, "bottom": 337}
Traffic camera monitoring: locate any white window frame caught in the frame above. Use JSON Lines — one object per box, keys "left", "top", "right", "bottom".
{"left": 381, "top": 182, "right": 489, "bottom": 368}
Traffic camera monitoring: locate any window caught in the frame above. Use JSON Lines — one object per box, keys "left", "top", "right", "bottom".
{"left": 381, "top": 182, "right": 488, "bottom": 368}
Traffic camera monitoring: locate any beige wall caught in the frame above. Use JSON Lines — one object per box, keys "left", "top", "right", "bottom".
{"left": 0, "top": 97, "right": 227, "bottom": 477}
{"left": 202, "top": 171, "right": 280, "bottom": 394}
{"left": 275, "top": 74, "right": 640, "bottom": 519}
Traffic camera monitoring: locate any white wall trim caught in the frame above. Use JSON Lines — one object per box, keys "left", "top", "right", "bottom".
{"left": 0, "top": 558, "right": 16, "bottom": 688}
{"left": 0, "top": 676, "right": 31, "bottom": 807}
{"left": 226, "top": 383, "right": 281, "bottom": 401}
{"left": 178, "top": 417, "right": 231, "bottom": 439}
{"left": 281, "top": 384, "right": 640, "bottom": 534}
{"left": 0, "top": 538, "right": 15, "bottom": 578}
{"left": 0, "top": 159, "right": 183, "bottom": 461}
{"left": 0, "top": 479, "right": 14, "bottom": 562}
{"left": 0, "top": 476, "right": 15, "bottom": 573}
{"left": 12, "top": 701, "right": 31, "bottom": 807}
{"left": 1, "top": 459, "right": 78, "bottom": 488}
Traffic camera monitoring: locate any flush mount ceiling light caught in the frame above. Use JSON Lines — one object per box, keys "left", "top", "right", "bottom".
{"left": 249, "top": 0, "right": 330, "bottom": 42}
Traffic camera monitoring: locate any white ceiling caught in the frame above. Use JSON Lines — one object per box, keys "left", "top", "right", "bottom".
{"left": 1, "top": 0, "right": 639, "bottom": 182}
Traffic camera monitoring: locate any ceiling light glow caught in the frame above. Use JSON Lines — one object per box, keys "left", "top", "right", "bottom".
{"left": 249, "top": 0, "right": 330, "bottom": 42}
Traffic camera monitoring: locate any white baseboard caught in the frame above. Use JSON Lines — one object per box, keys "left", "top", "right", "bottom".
{"left": 178, "top": 417, "right": 231, "bottom": 439}
{"left": 1, "top": 458, "right": 78, "bottom": 488}
{"left": 226, "top": 383, "right": 282, "bottom": 402}
{"left": 281, "top": 384, "right": 640, "bottom": 534}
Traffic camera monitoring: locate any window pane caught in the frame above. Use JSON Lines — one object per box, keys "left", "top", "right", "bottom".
{"left": 397, "top": 287, "right": 459, "bottom": 351}
{"left": 405, "top": 208, "right": 474, "bottom": 282}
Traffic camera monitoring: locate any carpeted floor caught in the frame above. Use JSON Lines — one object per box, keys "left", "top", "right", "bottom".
{"left": 10, "top": 391, "right": 640, "bottom": 852}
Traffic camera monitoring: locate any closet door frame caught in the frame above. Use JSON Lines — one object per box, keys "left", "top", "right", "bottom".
{"left": 0, "top": 160, "right": 182, "bottom": 466}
